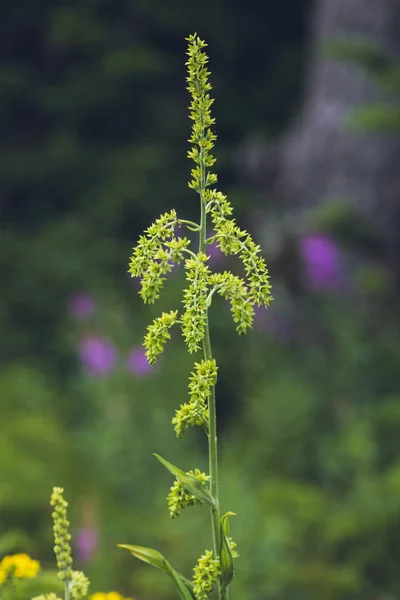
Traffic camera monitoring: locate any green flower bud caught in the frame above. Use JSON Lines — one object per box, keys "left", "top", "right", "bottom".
{"left": 192, "top": 550, "right": 220, "bottom": 600}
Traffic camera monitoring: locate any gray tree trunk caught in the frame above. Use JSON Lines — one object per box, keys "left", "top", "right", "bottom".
{"left": 277, "top": 0, "right": 400, "bottom": 259}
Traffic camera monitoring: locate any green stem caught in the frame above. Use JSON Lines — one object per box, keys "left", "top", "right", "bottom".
{"left": 65, "top": 580, "right": 71, "bottom": 600}
{"left": 182, "top": 248, "right": 200, "bottom": 260}
{"left": 178, "top": 218, "right": 201, "bottom": 231}
{"left": 199, "top": 166, "right": 226, "bottom": 600}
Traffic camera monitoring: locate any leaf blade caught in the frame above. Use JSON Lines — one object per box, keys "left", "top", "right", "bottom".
{"left": 118, "top": 544, "right": 195, "bottom": 600}
{"left": 154, "top": 453, "right": 216, "bottom": 507}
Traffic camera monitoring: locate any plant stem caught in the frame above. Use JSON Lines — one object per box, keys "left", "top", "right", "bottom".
{"left": 199, "top": 182, "right": 227, "bottom": 600}
{"left": 178, "top": 218, "right": 201, "bottom": 231}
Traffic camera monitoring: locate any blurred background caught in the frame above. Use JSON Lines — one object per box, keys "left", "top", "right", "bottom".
{"left": 1, "top": 0, "right": 400, "bottom": 599}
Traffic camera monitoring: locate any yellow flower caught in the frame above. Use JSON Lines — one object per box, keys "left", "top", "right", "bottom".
{"left": 32, "top": 595, "right": 62, "bottom": 600}
{"left": 89, "top": 592, "right": 133, "bottom": 600}
{"left": 0, "top": 553, "right": 40, "bottom": 584}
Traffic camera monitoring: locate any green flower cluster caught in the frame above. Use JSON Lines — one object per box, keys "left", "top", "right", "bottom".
{"left": 206, "top": 189, "right": 272, "bottom": 307}
{"left": 227, "top": 538, "right": 239, "bottom": 559}
{"left": 50, "top": 487, "right": 73, "bottom": 583}
{"left": 172, "top": 359, "right": 217, "bottom": 437}
{"left": 128, "top": 209, "right": 190, "bottom": 305}
{"left": 209, "top": 271, "right": 254, "bottom": 334}
{"left": 144, "top": 310, "right": 179, "bottom": 365}
{"left": 70, "top": 571, "right": 90, "bottom": 600}
{"left": 192, "top": 550, "right": 221, "bottom": 600}
{"left": 167, "top": 469, "right": 209, "bottom": 519}
{"left": 186, "top": 35, "right": 217, "bottom": 193}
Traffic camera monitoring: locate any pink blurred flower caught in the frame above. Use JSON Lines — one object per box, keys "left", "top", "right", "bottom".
{"left": 126, "top": 346, "right": 153, "bottom": 376}
{"left": 79, "top": 336, "right": 117, "bottom": 376}
{"left": 75, "top": 527, "right": 98, "bottom": 563}
{"left": 300, "top": 234, "right": 342, "bottom": 291}
{"left": 68, "top": 292, "right": 95, "bottom": 319}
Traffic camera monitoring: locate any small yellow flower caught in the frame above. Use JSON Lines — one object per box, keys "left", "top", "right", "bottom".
{"left": 0, "top": 553, "right": 40, "bottom": 585}
{"left": 89, "top": 592, "right": 133, "bottom": 600}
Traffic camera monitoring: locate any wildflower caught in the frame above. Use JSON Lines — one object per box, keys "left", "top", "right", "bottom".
{"left": 299, "top": 233, "right": 342, "bottom": 291}
{"left": 0, "top": 553, "right": 40, "bottom": 584}
{"left": 79, "top": 336, "right": 117, "bottom": 376}
{"left": 126, "top": 346, "right": 153, "bottom": 376}
{"left": 90, "top": 593, "right": 132, "bottom": 600}
{"left": 68, "top": 293, "right": 95, "bottom": 319}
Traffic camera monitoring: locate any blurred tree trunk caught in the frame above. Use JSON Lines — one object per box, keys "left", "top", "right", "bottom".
{"left": 278, "top": 0, "right": 400, "bottom": 262}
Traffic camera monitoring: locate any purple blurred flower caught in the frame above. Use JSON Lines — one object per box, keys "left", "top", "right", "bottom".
{"left": 79, "top": 336, "right": 117, "bottom": 376}
{"left": 300, "top": 233, "right": 342, "bottom": 291}
{"left": 68, "top": 292, "right": 95, "bottom": 319}
{"left": 75, "top": 527, "right": 98, "bottom": 563}
{"left": 126, "top": 346, "right": 153, "bottom": 376}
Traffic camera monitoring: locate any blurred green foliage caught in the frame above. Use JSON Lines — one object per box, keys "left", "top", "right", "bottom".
{"left": 325, "top": 37, "right": 400, "bottom": 131}
{"left": 2, "top": 2, "right": 400, "bottom": 600}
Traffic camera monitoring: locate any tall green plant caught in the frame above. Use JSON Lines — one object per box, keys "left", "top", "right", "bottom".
{"left": 119, "top": 34, "right": 272, "bottom": 600}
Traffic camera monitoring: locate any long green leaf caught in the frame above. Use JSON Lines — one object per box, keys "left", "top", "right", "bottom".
{"left": 154, "top": 453, "right": 216, "bottom": 507}
{"left": 118, "top": 544, "right": 195, "bottom": 600}
{"left": 118, "top": 544, "right": 169, "bottom": 573}
{"left": 220, "top": 512, "right": 236, "bottom": 591}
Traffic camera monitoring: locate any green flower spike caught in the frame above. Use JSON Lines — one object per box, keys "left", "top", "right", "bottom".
{"left": 50, "top": 487, "right": 73, "bottom": 584}
{"left": 181, "top": 253, "right": 211, "bottom": 353}
{"left": 122, "top": 33, "right": 272, "bottom": 600}
{"left": 50, "top": 488, "right": 90, "bottom": 600}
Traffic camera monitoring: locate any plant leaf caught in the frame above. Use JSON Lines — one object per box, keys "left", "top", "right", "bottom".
{"left": 118, "top": 544, "right": 195, "bottom": 600}
{"left": 154, "top": 453, "right": 216, "bottom": 507}
{"left": 169, "top": 569, "right": 197, "bottom": 600}
{"left": 220, "top": 512, "right": 236, "bottom": 591}
{"left": 118, "top": 544, "right": 170, "bottom": 573}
